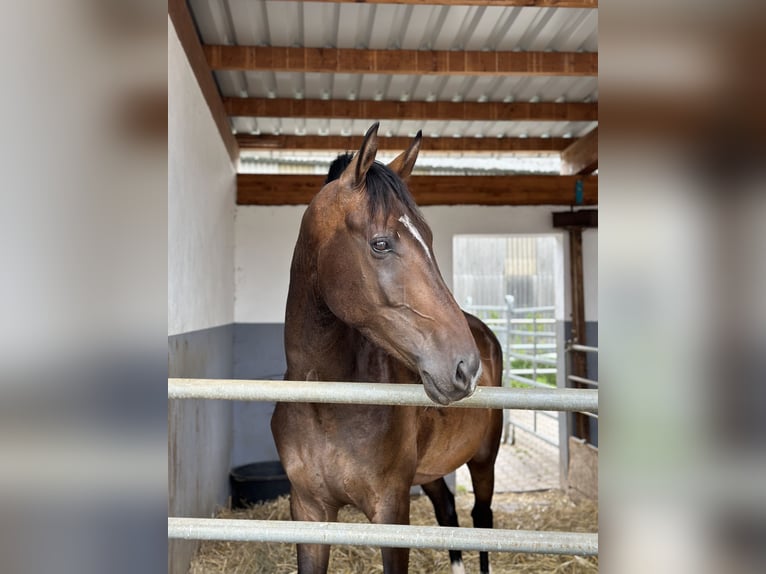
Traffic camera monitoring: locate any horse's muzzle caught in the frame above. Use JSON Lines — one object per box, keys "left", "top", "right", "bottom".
{"left": 420, "top": 353, "right": 481, "bottom": 405}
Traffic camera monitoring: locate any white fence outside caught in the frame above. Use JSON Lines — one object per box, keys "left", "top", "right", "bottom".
{"left": 463, "top": 297, "right": 559, "bottom": 447}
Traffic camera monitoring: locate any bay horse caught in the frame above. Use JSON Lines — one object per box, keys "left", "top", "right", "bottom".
{"left": 271, "top": 123, "right": 503, "bottom": 574}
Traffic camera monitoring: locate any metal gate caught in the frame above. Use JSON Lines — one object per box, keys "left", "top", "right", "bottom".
{"left": 167, "top": 378, "right": 598, "bottom": 555}
{"left": 463, "top": 297, "right": 559, "bottom": 447}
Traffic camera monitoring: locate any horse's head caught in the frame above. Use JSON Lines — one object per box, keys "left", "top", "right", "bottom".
{"left": 305, "top": 123, "right": 481, "bottom": 405}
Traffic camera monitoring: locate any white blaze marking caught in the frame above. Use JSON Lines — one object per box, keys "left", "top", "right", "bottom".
{"left": 451, "top": 560, "right": 466, "bottom": 574}
{"left": 398, "top": 214, "right": 432, "bottom": 260}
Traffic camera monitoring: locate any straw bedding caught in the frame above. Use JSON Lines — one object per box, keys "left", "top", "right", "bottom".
{"left": 189, "top": 490, "right": 598, "bottom": 573}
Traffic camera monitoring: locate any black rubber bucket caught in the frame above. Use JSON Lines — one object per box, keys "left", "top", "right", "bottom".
{"left": 230, "top": 461, "right": 291, "bottom": 508}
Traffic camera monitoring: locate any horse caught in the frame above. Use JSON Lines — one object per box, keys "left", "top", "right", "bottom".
{"left": 271, "top": 122, "right": 503, "bottom": 574}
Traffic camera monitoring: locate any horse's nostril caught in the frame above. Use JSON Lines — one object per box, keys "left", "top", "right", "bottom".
{"left": 456, "top": 360, "right": 469, "bottom": 386}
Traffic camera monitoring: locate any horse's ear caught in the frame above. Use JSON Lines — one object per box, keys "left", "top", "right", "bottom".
{"left": 340, "top": 122, "right": 380, "bottom": 188}
{"left": 387, "top": 130, "right": 422, "bottom": 181}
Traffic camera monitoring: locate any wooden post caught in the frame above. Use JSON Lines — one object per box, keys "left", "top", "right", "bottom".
{"left": 568, "top": 227, "right": 591, "bottom": 442}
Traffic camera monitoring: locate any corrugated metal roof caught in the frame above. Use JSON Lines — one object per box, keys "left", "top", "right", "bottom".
{"left": 188, "top": 0, "right": 597, "bottom": 143}
{"left": 191, "top": 1, "right": 597, "bottom": 52}
{"left": 239, "top": 150, "right": 561, "bottom": 175}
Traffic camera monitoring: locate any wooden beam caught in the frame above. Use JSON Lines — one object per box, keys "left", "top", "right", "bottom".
{"left": 552, "top": 209, "right": 598, "bottom": 228}
{"left": 205, "top": 46, "right": 597, "bottom": 77}
{"left": 273, "top": 1, "right": 597, "bottom": 7}
{"left": 560, "top": 127, "right": 598, "bottom": 175}
{"left": 225, "top": 98, "right": 598, "bottom": 122}
{"left": 236, "top": 134, "right": 570, "bottom": 152}
{"left": 237, "top": 174, "right": 597, "bottom": 206}
{"left": 168, "top": 0, "right": 238, "bottom": 162}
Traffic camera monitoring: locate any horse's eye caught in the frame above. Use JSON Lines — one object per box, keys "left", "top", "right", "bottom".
{"left": 370, "top": 238, "right": 392, "bottom": 254}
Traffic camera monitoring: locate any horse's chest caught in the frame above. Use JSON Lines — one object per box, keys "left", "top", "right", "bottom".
{"left": 414, "top": 408, "right": 489, "bottom": 481}
{"left": 273, "top": 403, "right": 418, "bottom": 502}
{"left": 276, "top": 403, "right": 416, "bottom": 466}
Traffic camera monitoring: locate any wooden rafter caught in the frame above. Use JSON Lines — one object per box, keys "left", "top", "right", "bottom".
{"left": 205, "top": 46, "right": 597, "bottom": 77}
{"left": 168, "top": 0, "right": 238, "bottom": 162}
{"left": 237, "top": 174, "right": 597, "bottom": 206}
{"left": 236, "top": 134, "right": 571, "bottom": 152}
{"left": 274, "top": 1, "right": 597, "bottom": 7}
{"left": 225, "top": 98, "right": 597, "bottom": 122}
{"left": 560, "top": 127, "right": 598, "bottom": 175}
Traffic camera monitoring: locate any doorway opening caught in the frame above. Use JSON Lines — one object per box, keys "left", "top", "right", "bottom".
{"left": 453, "top": 234, "right": 565, "bottom": 492}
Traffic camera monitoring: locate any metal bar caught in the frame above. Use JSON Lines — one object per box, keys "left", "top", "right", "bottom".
{"left": 507, "top": 352, "right": 558, "bottom": 366}
{"left": 569, "top": 344, "right": 598, "bottom": 353}
{"left": 532, "top": 313, "right": 539, "bottom": 382}
{"left": 167, "top": 518, "right": 597, "bottom": 556}
{"left": 568, "top": 375, "right": 599, "bottom": 388}
{"left": 556, "top": 319, "right": 570, "bottom": 488}
{"left": 462, "top": 304, "right": 507, "bottom": 311}
{"left": 506, "top": 373, "right": 557, "bottom": 390}
{"left": 579, "top": 410, "right": 599, "bottom": 419}
{"left": 506, "top": 368, "right": 558, "bottom": 380}
{"left": 510, "top": 305, "right": 556, "bottom": 313}
{"left": 168, "top": 379, "right": 597, "bottom": 412}
{"left": 508, "top": 329, "right": 557, "bottom": 338}
{"left": 505, "top": 296, "right": 513, "bottom": 358}
{"left": 505, "top": 421, "right": 559, "bottom": 447}
{"left": 511, "top": 318, "right": 555, "bottom": 324}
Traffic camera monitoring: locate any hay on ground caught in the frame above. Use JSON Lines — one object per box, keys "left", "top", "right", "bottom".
{"left": 189, "top": 490, "right": 597, "bottom": 573}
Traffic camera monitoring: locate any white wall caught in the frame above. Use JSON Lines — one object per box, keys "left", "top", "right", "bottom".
{"left": 235, "top": 206, "right": 305, "bottom": 323}
{"left": 168, "top": 16, "right": 236, "bottom": 574}
{"left": 168, "top": 19, "right": 235, "bottom": 336}
{"left": 234, "top": 205, "right": 598, "bottom": 324}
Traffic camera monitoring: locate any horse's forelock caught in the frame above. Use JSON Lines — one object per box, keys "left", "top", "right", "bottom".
{"left": 364, "top": 162, "right": 426, "bottom": 228}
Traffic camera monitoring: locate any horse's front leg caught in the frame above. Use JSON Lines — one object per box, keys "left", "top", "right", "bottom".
{"left": 290, "top": 488, "right": 339, "bottom": 574}
{"left": 361, "top": 484, "right": 412, "bottom": 574}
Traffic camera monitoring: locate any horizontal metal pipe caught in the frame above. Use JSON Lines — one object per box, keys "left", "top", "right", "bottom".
{"left": 512, "top": 318, "right": 555, "bottom": 324}
{"left": 462, "top": 304, "right": 507, "bottom": 311}
{"left": 568, "top": 374, "right": 599, "bottom": 387}
{"left": 168, "top": 518, "right": 598, "bottom": 556}
{"left": 168, "top": 379, "right": 597, "bottom": 413}
{"left": 508, "top": 329, "right": 557, "bottom": 338}
{"left": 569, "top": 344, "right": 598, "bottom": 353}
{"left": 506, "top": 352, "right": 558, "bottom": 366}
{"left": 507, "top": 368, "right": 557, "bottom": 376}
{"left": 509, "top": 343, "right": 557, "bottom": 350}
{"left": 510, "top": 305, "right": 556, "bottom": 314}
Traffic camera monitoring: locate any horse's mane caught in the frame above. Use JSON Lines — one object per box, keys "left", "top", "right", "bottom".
{"left": 326, "top": 153, "right": 427, "bottom": 230}
{"left": 325, "top": 153, "right": 353, "bottom": 184}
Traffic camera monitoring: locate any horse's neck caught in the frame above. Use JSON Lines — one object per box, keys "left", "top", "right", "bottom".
{"left": 285, "top": 270, "right": 401, "bottom": 384}
{"left": 284, "top": 246, "right": 354, "bottom": 381}
{"left": 285, "top": 308, "right": 376, "bottom": 382}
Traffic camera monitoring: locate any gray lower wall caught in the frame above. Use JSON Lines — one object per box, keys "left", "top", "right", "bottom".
{"left": 231, "top": 323, "right": 286, "bottom": 466}
{"left": 168, "top": 324, "right": 234, "bottom": 574}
